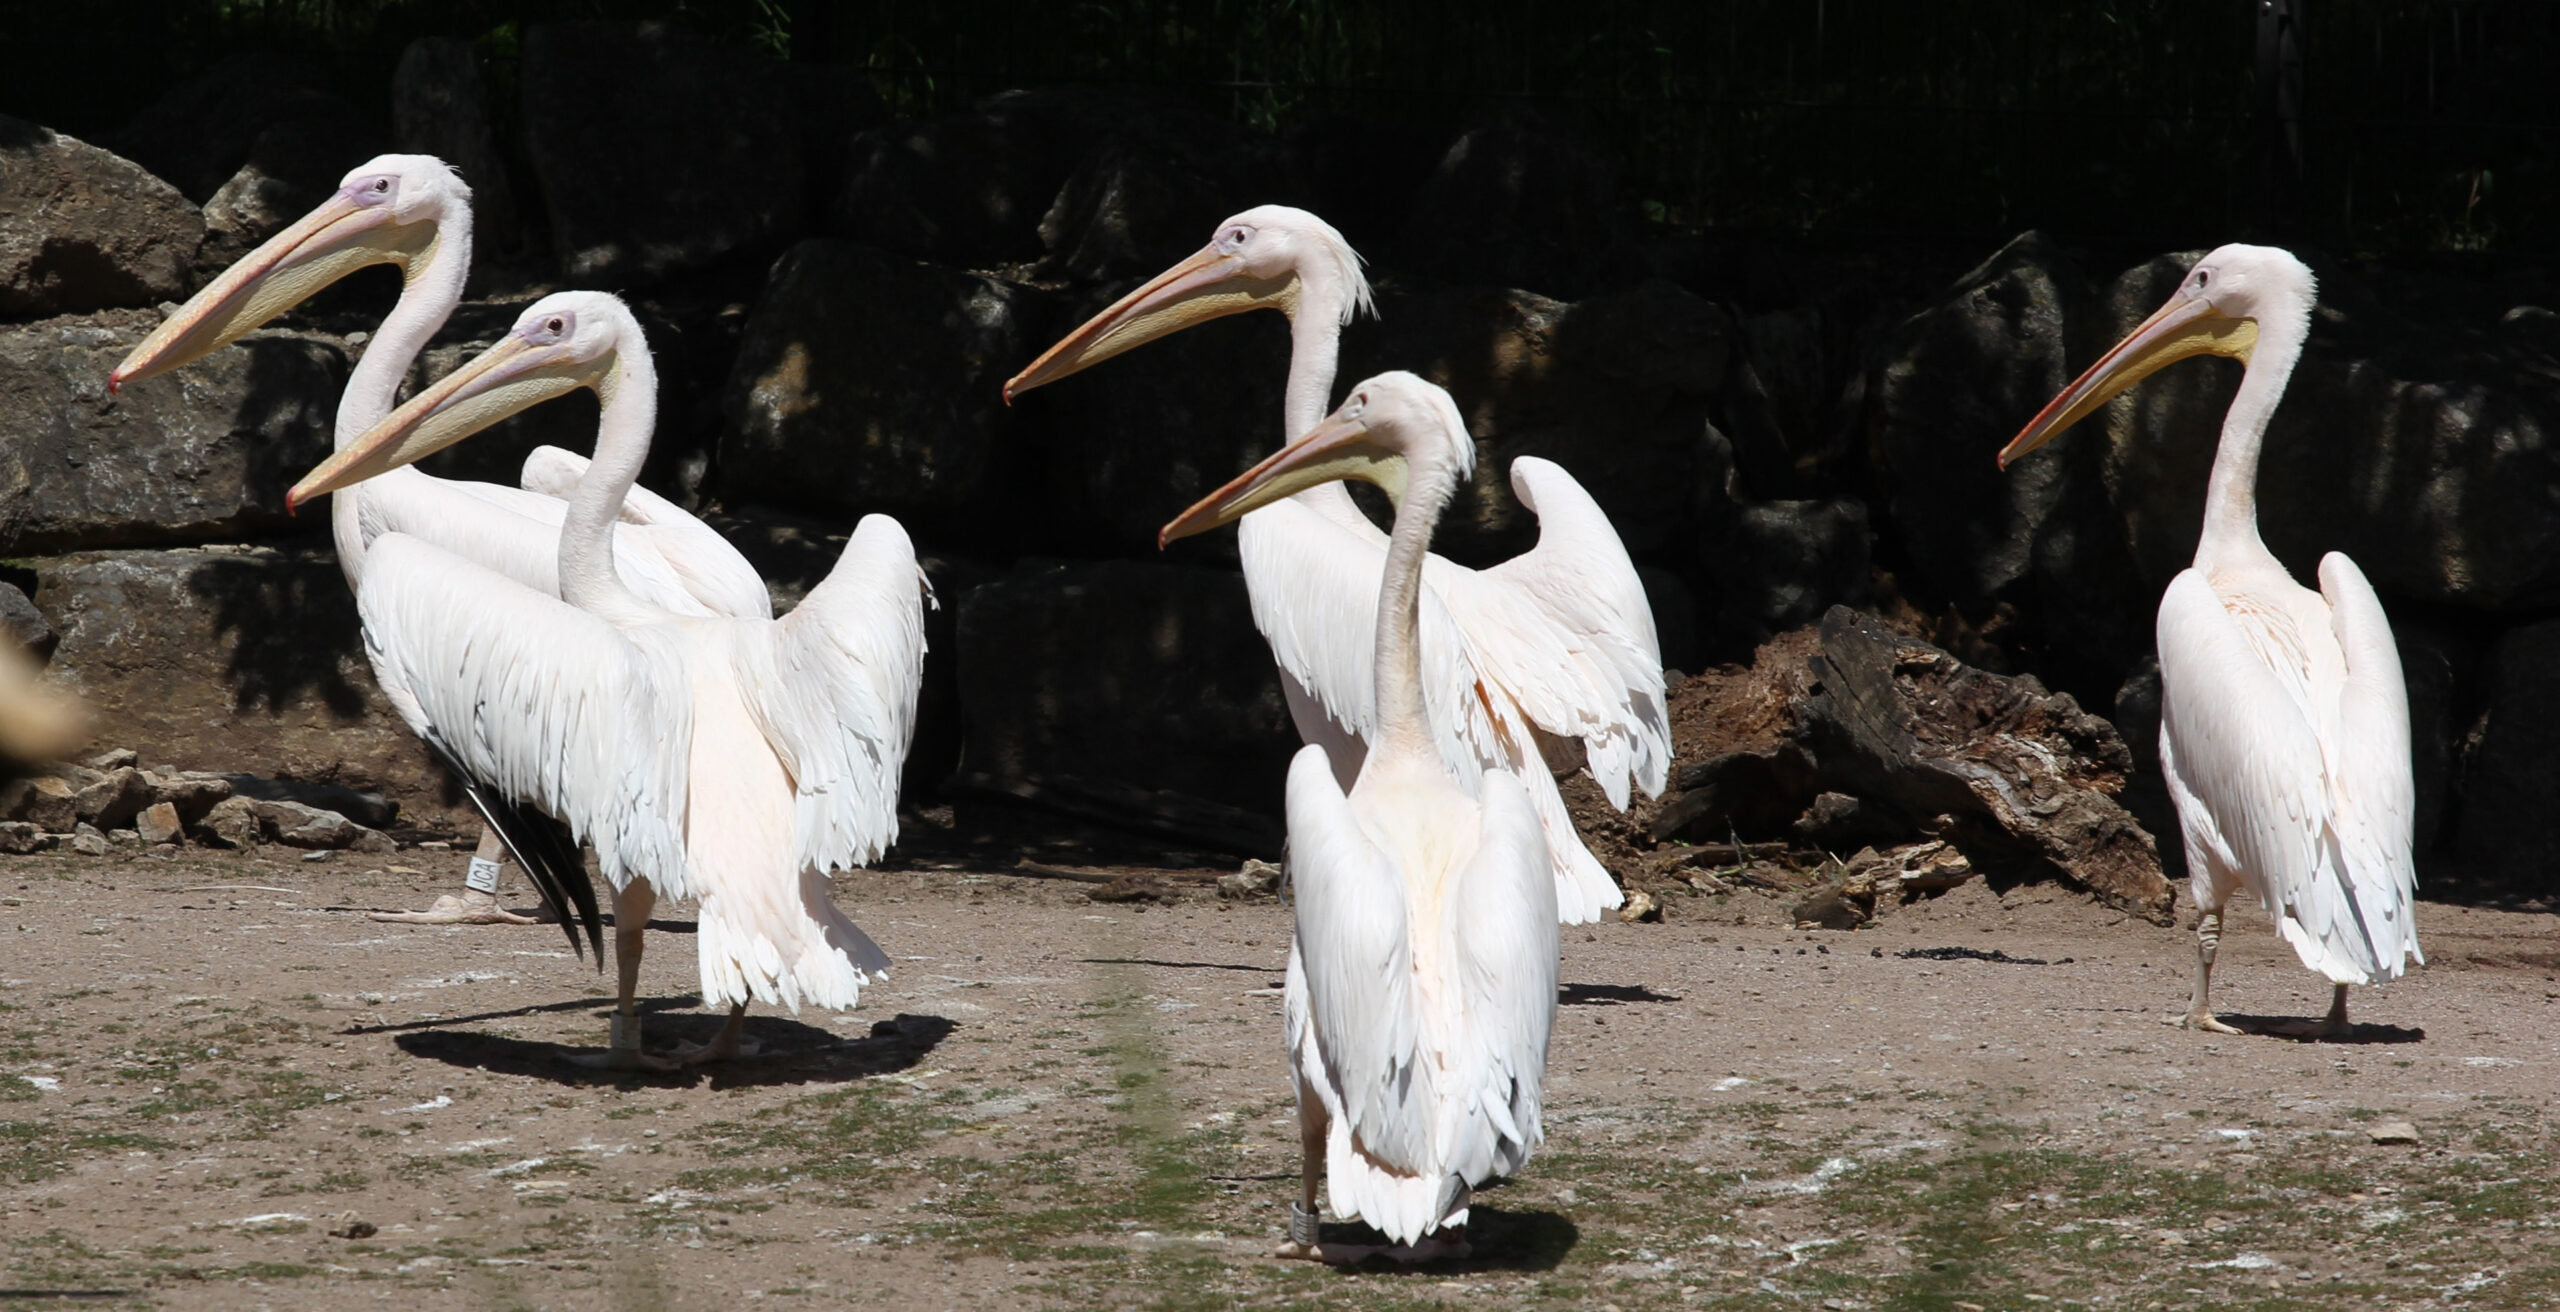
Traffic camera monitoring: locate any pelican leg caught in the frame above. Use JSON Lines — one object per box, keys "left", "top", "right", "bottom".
{"left": 1276, "top": 1081, "right": 1330, "bottom": 1261}
{"left": 369, "top": 830, "right": 553, "bottom": 925}
{"left": 2176, "top": 908, "right": 2243, "bottom": 1034}
{"left": 571, "top": 882, "right": 672, "bottom": 1070}
{"left": 669, "top": 1003, "right": 763, "bottom": 1065}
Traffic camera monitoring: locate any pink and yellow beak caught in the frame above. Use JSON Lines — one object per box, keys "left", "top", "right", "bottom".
{"left": 288, "top": 332, "right": 600, "bottom": 511}
{"left": 110, "top": 186, "right": 434, "bottom": 392}
{"left": 1004, "top": 244, "right": 1296, "bottom": 403}
{"left": 1159, "top": 405, "right": 1401, "bottom": 548}
{"left": 1997, "top": 290, "right": 2260, "bottom": 469}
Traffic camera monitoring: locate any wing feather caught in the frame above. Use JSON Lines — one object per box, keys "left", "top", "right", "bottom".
{"left": 1445, "top": 770, "right": 1560, "bottom": 1187}
{"left": 357, "top": 534, "right": 691, "bottom": 901}
{"left": 2318, "top": 552, "right": 2423, "bottom": 974}
{"left": 733, "top": 514, "right": 929, "bottom": 875}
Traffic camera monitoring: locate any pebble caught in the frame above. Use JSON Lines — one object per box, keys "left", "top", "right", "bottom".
{"left": 2367, "top": 1120, "right": 2420, "bottom": 1145}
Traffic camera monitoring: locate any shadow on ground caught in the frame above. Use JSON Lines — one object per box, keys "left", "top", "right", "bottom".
{"left": 391, "top": 1010, "right": 958, "bottom": 1090}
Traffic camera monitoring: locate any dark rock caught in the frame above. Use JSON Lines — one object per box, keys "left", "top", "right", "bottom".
{"left": 0, "top": 584, "right": 54, "bottom": 660}
{"left": 1794, "top": 607, "right": 2172, "bottom": 920}
{"left": 134, "top": 801, "right": 182, "bottom": 846}
{"left": 955, "top": 559, "right": 1293, "bottom": 853}
{"left": 392, "top": 37, "right": 524, "bottom": 267}
{"left": 2108, "top": 657, "right": 2182, "bottom": 885}
{"left": 1869, "top": 232, "right": 2148, "bottom": 671}
{"left": 106, "top": 52, "right": 355, "bottom": 203}
{"left": 2453, "top": 619, "right": 2560, "bottom": 887}
{"left": 1218, "top": 859, "right": 1282, "bottom": 901}
{"left": 253, "top": 798, "right": 385, "bottom": 850}
{"left": 198, "top": 114, "right": 391, "bottom": 273}
{"left": 0, "top": 309, "right": 345, "bottom": 552}
{"left": 1397, "top": 113, "right": 1646, "bottom": 301}
{"left": 1036, "top": 112, "right": 1285, "bottom": 283}
{"left": 720, "top": 241, "right": 1036, "bottom": 523}
{"left": 200, "top": 795, "right": 264, "bottom": 848}
{"left": 0, "top": 117, "right": 205, "bottom": 317}
{"left": 1286, "top": 115, "right": 1453, "bottom": 261}
{"left": 142, "top": 769, "right": 233, "bottom": 823}
{"left": 1792, "top": 790, "right": 1912, "bottom": 853}
{"left": 1635, "top": 566, "right": 1702, "bottom": 677}
{"left": 776, "top": 63, "right": 888, "bottom": 218}
{"left": 220, "top": 774, "right": 397, "bottom": 830}
{"left": 1705, "top": 497, "right": 1872, "bottom": 641}
{"left": 832, "top": 88, "right": 1144, "bottom": 268}
{"left": 72, "top": 765, "right": 149, "bottom": 829}
{"left": 69, "top": 824, "right": 107, "bottom": 857}
{"left": 0, "top": 822, "right": 52, "bottom": 854}
{"left": 523, "top": 21, "right": 805, "bottom": 284}
{"left": 1722, "top": 306, "right": 1845, "bottom": 499}
{"left": 1344, "top": 279, "right": 1731, "bottom": 563}
{"left": 25, "top": 547, "right": 455, "bottom": 818}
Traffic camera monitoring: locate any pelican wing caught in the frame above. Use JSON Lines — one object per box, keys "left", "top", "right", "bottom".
{"left": 1464, "top": 457, "right": 1671, "bottom": 806}
{"left": 1445, "top": 770, "right": 1560, "bottom": 1186}
{"left": 1284, "top": 745, "right": 1433, "bottom": 1176}
{"left": 520, "top": 446, "right": 772, "bottom": 620}
{"left": 2156, "top": 569, "right": 2399, "bottom": 984}
{"left": 357, "top": 533, "right": 692, "bottom": 901}
{"left": 2317, "top": 552, "right": 2423, "bottom": 971}
{"left": 1240, "top": 498, "right": 1624, "bottom": 922}
{"left": 733, "top": 514, "right": 929, "bottom": 875}
{"left": 352, "top": 472, "right": 724, "bottom": 619}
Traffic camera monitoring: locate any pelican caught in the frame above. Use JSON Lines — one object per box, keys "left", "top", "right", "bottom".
{"left": 1165, "top": 372, "right": 1558, "bottom": 1261}
{"left": 287, "top": 292, "right": 927, "bottom": 1067}
{"left": 110, "top": 154, "right": 769, "bottom": 930}
{"left": 1007, "top": 206, "right": 1665, "bottom": 925}
{"left": 2001, "top": 244, "right": 2421, "bottom": 1036}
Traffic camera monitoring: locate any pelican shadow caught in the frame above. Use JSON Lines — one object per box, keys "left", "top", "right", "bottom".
{"left": 1559, "top": 982, "right": 1682, "bottom": 1007}
{"left": 393, "top": 1010, "right": 956, "bottom": 1090}
{"left": 1312, "top": 1203, "right": 1578, "bottom": 1274}
{"left": 2214, "top": 1014, "right": 2425, "bottom": 1045}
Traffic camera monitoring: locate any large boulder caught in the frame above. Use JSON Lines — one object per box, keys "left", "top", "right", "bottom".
{"left": 1395, "top": 113, "right": 1647, "bottom": 301}
{"left": 106, "top": 52, "right": 356, "bottom": 203}
{"left": 2451, "top": 619, "right": 2560, "bottom": 889}
{"left": 1343, "top": 279, "right": 1731, "bottom": 563}
{"left": 1704, "top": 497, "right": 1872, "bottom": 642}
{"left": 522, "top": 22, "right": 805, "bottom": 283}
{"left": 1868, "top": 232, "right": 2151, "bottom": 675}
{"left": 1, "top": 583, "right": 54, "bottom": 659}
{"left": 719, "top": 241, "right": 1039, "bottom": 527}
{"left": 0, "top": 310, "right": 344, "bottom": 552}
{"left": 392, "top": 37, "right": 525, "bottom": 269}
{"left": 23, "top": 547, "right": 455, "bottom": 816}
{"left": 955, "top": 560, "right": 1293, "bottom": 853}
{"left": 196, "top": 116, "right": 391, "bottom": 273}
{"left": 1036, "top": 109, "right": 1290, "bottom": 283}
{"left": 0, "top": 117, "right": 204, "bottom": 318}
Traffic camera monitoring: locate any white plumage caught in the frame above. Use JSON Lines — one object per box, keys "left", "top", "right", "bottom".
{"left": 2001, "top": 243, "right": 2420, "bottom": 1034}
{"left": 294, "top": 292, "right": 926, "bottom": 1065}
{"left": 1008, "top": 206, "right": 1666, "bottom": 924}
{"left": 1164, "top": 372, "right": 1559, "bottom": 1258}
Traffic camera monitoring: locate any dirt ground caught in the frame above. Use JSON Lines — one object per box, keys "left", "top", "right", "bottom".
{"left": 4, "top": 821, "right": 2558, "bottom": 1312}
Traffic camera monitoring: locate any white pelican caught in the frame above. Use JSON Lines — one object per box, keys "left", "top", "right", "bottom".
{"left": 287, "top": 292, "right": 927, "bottom": 1067}
{"left": 2000, "top": 244, "right": 2421, "bottom": 1036}
{"left": 110, "top": 154, "right": 769, "bottom": 932}
{"left": 1165, "top": 372, "right": 1558, "bottom": 1261}
{"left": 1007, "top": 206, "right": 1665, "bottom": 925}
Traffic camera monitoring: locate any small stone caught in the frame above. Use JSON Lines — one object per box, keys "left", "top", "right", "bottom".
{"left": 1217, "top": 858, "right": 1282, "bottom": 901}
{"left": 200, "top": 796, "right": 264, "bottom": 848}
{"left": 85, "top": 748, "right": 138, "bottom": 772}
{"left": 70, "top": 826, "right": 109, "bottom": 857}
{"left": 325, "top": 1212, "right": 376, "bottom": 1240}
{"left": 0, "top": 822, "right": 55, "bottom": 854}
{"left": 8, "top": 776, "right": 79, "bottom": 831}
{"left": 2367, "top": 1120, "right": 2420, "bottom": 1145}
{"left": 1618, "top": 888, "right": 1661, "bottom": 923}
{"left": 301, "top": 849, "right": 337, "bottom": 864}
{"left": 134, "top": 802, "right": 183, "bottom": 846}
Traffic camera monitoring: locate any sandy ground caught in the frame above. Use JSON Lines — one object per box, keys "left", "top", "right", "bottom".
{"left": 3, "top": 831, "right": 2557, "bottom": 1312}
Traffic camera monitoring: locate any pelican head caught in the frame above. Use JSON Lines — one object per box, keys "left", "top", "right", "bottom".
{"left": 1004, "top": 204, "right": 1372, "bottom": 401}
{"left": 1160, "top": 370, "right": 1470, "bottom": 547}
{"left": 288, "top": 291, "right": 641, "bottom": 510}
{"left": 1999, "top": 244, "right": 2315, "bottom": 469}
{"left": 111, "top": 154, "right": 469, "bottom": 392}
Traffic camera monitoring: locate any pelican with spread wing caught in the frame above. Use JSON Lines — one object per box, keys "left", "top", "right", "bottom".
{"left": 2001, "top": 244, "right": 2421, "bottom": 1036}
{"left": 1165, "top": 372, "right": 1558, "bottom": 1260}
{"left": 1009, "top": 206, "right": 1665, "bottom": 925}
{"left": 111, "top": 154, "right": 770, "bottom": 929}
{"left": 289, "top": 292, "right": 927, "bottom": 1067}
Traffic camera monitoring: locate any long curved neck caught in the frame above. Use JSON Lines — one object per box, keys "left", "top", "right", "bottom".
{"left": 2195, "top": 305, "right": 2307, "bottom": 570}
{"left": 557, "top": 345, "right": 659, "bottom": 620}
{"left": 329, "top": 218, "right": 470, "bottom": 583}
{"left": 1373, "top": 452, "right": 1456, "bottom": 763}
{"left": 1279, "top": 274, "right": 1374, "bottom": 531}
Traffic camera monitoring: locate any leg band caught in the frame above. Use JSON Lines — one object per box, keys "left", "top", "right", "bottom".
{"left": 464, "top": 857, "right": 502, "bottom": 895}
{"left": 1289, "top": 1201, "right": 1321, "bottom": 1246}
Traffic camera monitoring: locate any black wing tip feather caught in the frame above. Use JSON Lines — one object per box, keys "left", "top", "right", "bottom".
{"left": 422, "top": 738, "right": 605, "bottom": 966}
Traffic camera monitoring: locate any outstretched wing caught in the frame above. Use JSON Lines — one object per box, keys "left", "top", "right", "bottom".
{"left": 2157, "top": 568, "right": 2396, "bottom": 984}
{"left": 519, "top": 446, "right": 772, "bottom": 620}
{"left": 731, "top": 514, "right": 929, "bottom": 875}
{"left": 358, "top": 534, "right": 692, "bottom": 904}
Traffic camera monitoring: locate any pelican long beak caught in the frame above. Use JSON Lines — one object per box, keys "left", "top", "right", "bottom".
{"left": 111, "top": 188, "right": 432, "bottom": 391}
{"left": 1997, "top": 293, "right": 2260, "bottom": 469}
{"left": 288, "top": 334, "right": 600, "bottom": 510}
{"left": 1004, "top": 245, "right": 1297, "bottom": 402}
{"left": 1160, "top": 409, "right": 1402, "bottom": 548}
